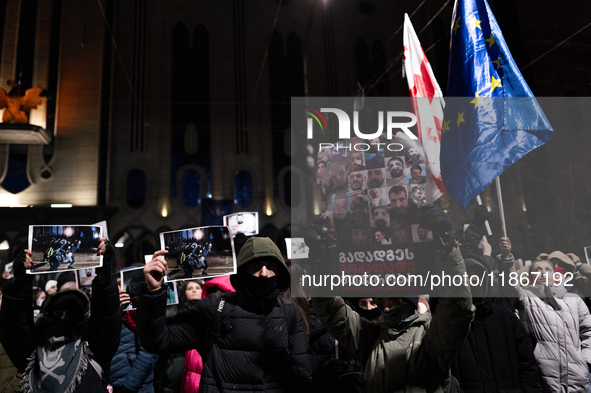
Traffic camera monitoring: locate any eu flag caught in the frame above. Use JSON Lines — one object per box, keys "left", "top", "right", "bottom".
{"left": 441, "top": 0, "right": 554, "bottom": 212}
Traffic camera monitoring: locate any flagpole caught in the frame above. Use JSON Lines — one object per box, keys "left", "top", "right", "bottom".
{"left": 495, "top": 177, "right": 508, "bottom": 238}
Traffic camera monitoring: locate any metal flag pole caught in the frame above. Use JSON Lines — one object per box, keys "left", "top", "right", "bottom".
{"left": 475, "top": 195, "right": 493, "bottom": 236}
{"left": 495, "top": 177, "right": 508, "bottom": 238}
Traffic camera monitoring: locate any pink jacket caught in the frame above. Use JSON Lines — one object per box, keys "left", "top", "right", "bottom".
{"left": 180, "top": 275, "right": 236, "bottom": 392}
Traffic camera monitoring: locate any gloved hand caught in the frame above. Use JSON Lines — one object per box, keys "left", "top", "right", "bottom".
{"left": 472, "top": 205, "right": 489, "bottom": 230}
{"left": 96, "top": 237, "right": 115, "bottom": 279}
{"left": 304, "top": 215, "right": 329, "bottom": 260}
{"left": 13, "top": 251, "right": 29, "bottom": 278}
{"left": 11, "top": 250, "right": 33, "bottom": 295}
{"left": 419, "top": 205, "right": 456, "bottom": 251}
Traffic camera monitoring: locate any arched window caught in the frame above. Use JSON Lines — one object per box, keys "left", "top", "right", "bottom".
{"left": 283, "top": 170, "right": 301, "bottom": 207}
{"left": 182, "top": 170, "right": 200, "bottom": 207}
{"left": 234, "top": 170, "right": 252, "bottom": 207}
{"left": 126, "top": 169, "right": 146, "bottom": 208}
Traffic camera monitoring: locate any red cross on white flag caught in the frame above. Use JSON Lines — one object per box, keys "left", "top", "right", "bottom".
{"left": 403, "top": 13, "right": 446, "bottom": 203}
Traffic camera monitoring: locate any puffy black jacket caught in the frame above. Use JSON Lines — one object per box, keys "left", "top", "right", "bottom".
{"left": 137, "top": 288, "right": 312, "bottom": 393}
{"left": 0, "top": 273, "right": 121, "bottom": 393}
{"left": 451, "top": 297, "right": 542, "bottom": 393}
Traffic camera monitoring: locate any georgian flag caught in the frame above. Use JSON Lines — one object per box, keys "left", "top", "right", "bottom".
{"left": 403, "top": 13, "right": 446, "bottom": 203}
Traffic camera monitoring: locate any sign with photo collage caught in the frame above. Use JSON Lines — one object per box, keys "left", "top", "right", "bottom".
{"left": 314, "top": 132, "right": 435, "bottom": 295}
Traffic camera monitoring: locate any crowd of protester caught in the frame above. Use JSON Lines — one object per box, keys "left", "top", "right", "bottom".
{"left": 0, "top": 206, "right": 590, "bottom": 392}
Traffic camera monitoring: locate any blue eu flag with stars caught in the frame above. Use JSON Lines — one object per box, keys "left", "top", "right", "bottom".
{"left": 441, "top": 0, "right": 554, "bottom": 212}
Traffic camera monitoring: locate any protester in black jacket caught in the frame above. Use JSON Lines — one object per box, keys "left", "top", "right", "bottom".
{"left": 451, "top": 253, "right": 541, "bottom": 392}
{"left": 137, "top": 237, "right": 312, "bottom": 393}
{"left": 0, "top": 238, "right": 121, "bottom": 393}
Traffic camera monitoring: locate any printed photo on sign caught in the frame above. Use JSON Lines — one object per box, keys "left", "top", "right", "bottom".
{"left": 368, "top": 187, "right": 389, "bottom": 207}
{"left": 27, "top": 225, "right": 103, "bottom": 274}
{"left": 373, "top": 227, "right": 392, "bottom": 245}
{"left": 347, "top": 170, "right": 367, "bottom": 192}
{"left": 404, "top": 146, "right": 425, "bottom": 166}
{"left": 160, "top": 226, "right": 236, "bottom": 282}
{"left": 409, "top": 184, "right": 426, "bottom": 206}
{"left": 349, "top": 190, "right": 369, "bottom": 211}
{"left": 120, "top": 267, "right": 179, "bottom": 310}
{"left": 223, "top": 212, "right": 259, "bottom": 237}
{"left": 286, "top": 238, "right": 309, "bottom": 260}
{"left": 305, "top": 131, "right": 436, "bottom": 296}
{"left": 347, "top": 151, "right": 365, "bottom": 173}
{"left": 407, "top": 164, "right": 426, "bottom": 185}
{"left": 78, "top": 268, "right": 97, "bottom": 287}
{"left": 412, "top": 224, "right": 433, "bottom": 243}
{"left": 385, "top": 156, "right": 407, "bottom": 187}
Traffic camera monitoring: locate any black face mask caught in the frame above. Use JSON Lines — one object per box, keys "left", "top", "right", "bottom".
{"left": 357, "top": 307, "right": 382, "bottom": 321}
{"left": 36, "top": 313, "right": 89, "bottom": 346}
{"left": 241, "top": 274, "right": 279, "bottom": 299}
{"left": 381, "top": 304, "right": 415, "bottom": 327}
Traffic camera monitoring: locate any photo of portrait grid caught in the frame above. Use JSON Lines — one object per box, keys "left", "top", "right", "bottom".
{"left": 27, "top": 225, "right": 103, "bottom": 274}
{"left": 315, "top": 134, "right": 432, "bottom": 250}
{"left": 160, "top": 225, "right": 236, "bottom": 282}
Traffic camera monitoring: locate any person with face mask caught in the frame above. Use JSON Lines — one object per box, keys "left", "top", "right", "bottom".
{"left": 499, "top": 237, "right": 591, "bottom": 392}
{"left": 450, "top": 252, "right": 541, "bottom": 392}
{"left": 309, "top": 205, "right": 475, "bottom": 392}
{"left": 0, "top": 238, "right": 121, "bottom": 393}
{"left": 137, "top": 237, "right": 312, "bottom": 392}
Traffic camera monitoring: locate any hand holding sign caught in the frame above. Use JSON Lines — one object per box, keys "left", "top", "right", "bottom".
{"left": 144, "top": 250, "right": 168, "bottom": 291}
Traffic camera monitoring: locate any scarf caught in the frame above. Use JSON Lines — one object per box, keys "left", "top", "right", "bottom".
{"left": 381, "top": 305, "right": 418, "bottom": 327}
{"left": 357, "top": 307, "right": 382, "bottom": 321}
{"left": 234, "top": 274, "right": 281, "bottom": 313}
{"left": 22, "top": 315, "right": 91, "bottom": 393}
{"left": 22, "top": 336, "right": 91, "bottom": 393}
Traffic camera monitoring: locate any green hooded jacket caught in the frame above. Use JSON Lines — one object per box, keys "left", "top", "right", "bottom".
{"left": 312, "top": 246, "right": 475, "bottom": 393}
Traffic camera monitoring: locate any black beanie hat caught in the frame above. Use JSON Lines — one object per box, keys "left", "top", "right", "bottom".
{"left": 45, "top": 289, "right": 89, "bottom": 320}
{"left": 57, "top": 271, "right": 77, "bottom": 291}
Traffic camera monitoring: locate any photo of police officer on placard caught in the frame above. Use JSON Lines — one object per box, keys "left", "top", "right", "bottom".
{"left": 160, "top": 226, "right": 236, "bottom": 282}
{"left": 27, "top": 225, "right": 103, "bottom": 274}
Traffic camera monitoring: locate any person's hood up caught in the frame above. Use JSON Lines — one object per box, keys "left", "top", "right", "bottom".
{"left": 230, "top": 237, "right": 290, "bottom": 293}
{"left": 548, "top": 251, "right": 576, "bottom": 270}
{"left": 461, "top": 252, "right": 491, "bottom": 299}
{"left": 202, "top": 275, "right": 236, "bottom": 299}
{"left": 43, "top": 288, "right": 90, "bottom": 319}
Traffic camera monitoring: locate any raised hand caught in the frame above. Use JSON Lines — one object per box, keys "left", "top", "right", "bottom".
{"left": 144, "top": 250, "right": 169, "bottom": 291}
{"left": 14, "top": 250, "right": 33, "bottom": 277}
{"left": 119, "top": 289, "right": 131, "bottom": 310}
{"left": 499, "top": 237, "right": 512, "bottom": 259}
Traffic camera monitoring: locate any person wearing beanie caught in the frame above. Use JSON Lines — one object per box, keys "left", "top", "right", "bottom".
{"left": 309, "top": 205, "right": 475, "bottom": 392}
{"left": 0, "top": 238, "right": 121, "bottom": 393}
{"left": 44, "top": 280, "right": 58, "bottom": 296}
{"left": 56, "top": 271, "right": 77, "bottom": 292}
{"left": 450, "top": 252, "right": 541, "bottom": 392}
{"left": 137, "top": 237, "right": 312, "bottom": 392}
